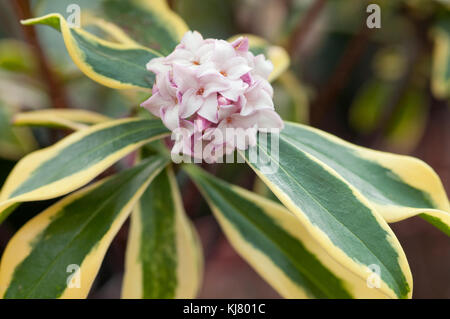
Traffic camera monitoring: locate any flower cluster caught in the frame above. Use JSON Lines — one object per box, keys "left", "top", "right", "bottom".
{"left": 141, "top": 31, "right": 283, "bottom": 162}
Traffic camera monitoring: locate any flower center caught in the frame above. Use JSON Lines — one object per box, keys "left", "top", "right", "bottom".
{"left": 226, "top": 117, "right": 233, "bottom": 124}
{"left": 192, "top": 60, "right": 200, "bottom": 65}
{"left": 220, "top": 70, "right": 228, "bottom": 77}
{"left": 196, "top": 88, "right": 205, "bottom": 95}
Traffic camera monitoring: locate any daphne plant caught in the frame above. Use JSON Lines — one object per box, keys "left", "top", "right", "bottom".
{"left": 0, "top": 1, "right": 448, "bottom": 299}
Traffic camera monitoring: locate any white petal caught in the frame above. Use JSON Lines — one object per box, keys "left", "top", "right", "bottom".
{"left": 161, "top": 105, "right": 180, "bottom": 130}
{"left": 172, "top": 63, "right": 198, "bottom": 93}
{"left": 241, "top": 82, "right": 274, "bottom": 116}
{"left": 255, "top": 109, "right": 284, "bottom": 130}
{"left": 197, "top": 61, "right": 220, "bottom": 77}
{"left": 253, "top": 54, "right": 273, "bottom": 79}
{"left": 212, "top": 40, "right": 236, "bottom": 64}
{"left": 181, "top": 30, "right": 204, "bottom": 51}
{"left": 196, "top": 43, "right": 215, "bottom": 63}
{"left": 155, "top": 73, "right": 177, "bottom": 100}
{"left": 200, "top": 74, "right": 230, "bottom": 96}
{"left": 220, "top": 80, "right": 247, "bottom": 102}
{"left": 218, "top": 104, "right": 239, "bottom": 122}
{"left": 141, "top": 92, "right": 172, "bottom": 117}
{"left": 197, "top": 93, "right": 219, "bottom": 123}
{"left": 180, "top": 88, "right": 203, "bottom": 118}
{"left": 227, "top": 113, "right": 258, "bottom": 130}
{"left": 224, "top": 57, "right": 252, "bottom": 80}
{"left": 166, "top": 49, "right": 195, "bottom": 65}
{"left": 146, "top": 57, "right": 168, "bottom": 74}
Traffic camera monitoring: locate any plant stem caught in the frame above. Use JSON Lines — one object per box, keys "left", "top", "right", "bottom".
{"left": 311, "top": 24, "right": 372, "bottom": 125}
{"left": 287, "top": 0, "right": 327, "bottom": 58}
{"left": 167, "top": 0, "right": 176, "bottom": 11}
{"left": 12, "top": 0, "right": 70, "bottom": 109}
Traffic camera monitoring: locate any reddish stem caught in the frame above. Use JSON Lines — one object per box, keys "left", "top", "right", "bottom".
{"left": 311, "top": 25, "right": 372, "bottom": 125}
{"left": 13, "top": 0, "right": 70, "bottom": 109}
{"left": 287, "top": 0, "right": 327, "bottom": 58}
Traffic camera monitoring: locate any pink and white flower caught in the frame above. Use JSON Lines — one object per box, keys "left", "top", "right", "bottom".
{"left": 141, "top": 30, "right": 284, "bottom": 162}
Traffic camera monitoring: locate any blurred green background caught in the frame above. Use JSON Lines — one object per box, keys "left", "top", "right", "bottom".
{"left": 0, "top": 0, "right": 448, "bottom": 298}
